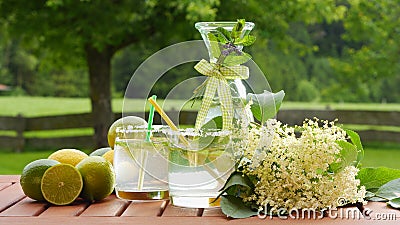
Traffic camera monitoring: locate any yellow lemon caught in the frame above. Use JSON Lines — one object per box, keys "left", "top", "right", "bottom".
{"left": 107, "top": 116, "right": 147, "bottom": 149}
{"left": 48, "top": 149, "right": 88, "bottom": 166}
{"left": 102, "top": 150, "right": 114, "bottom": 166}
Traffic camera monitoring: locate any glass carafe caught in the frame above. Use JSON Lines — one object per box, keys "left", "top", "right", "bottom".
{"left": 194, "top": 22, "right": 255, "bottom": 129}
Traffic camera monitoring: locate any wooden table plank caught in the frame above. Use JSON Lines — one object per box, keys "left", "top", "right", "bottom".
{"left": 0, "top": 175, "right": 399, "bottom": 225}
{"left": 162, "top": 204, "right": 200, "bottom": 217}
{"left": 0, "top": 183, "right": 11, "bottom": 191}
{"left": 122, "top": 200, "right": 168, "bottom": 217}
{"left": 0, "top": 183, "right": 26, "bottom": 212}
{"left": 0, "top": 175, "right": 20, "bottom": 183}
{"left": 80, "top": 195, "right": 129, "bottom": 217}
{"left": 39, "top": 199, "right": 89, "bottom": 217}
{"left": 202, "top": 205, "right": 366, "bottom": 220}
{"left": 363, "top": 201, "right": 400, "bottom": 219}
{"left": 1, "top": 216, "right": 399, "bottom": 225}
{"left": 202, "top": 208, "right": 225, "bottom": 217}
{"left": 0, "top": 197, "right": 48, "bottom": 216}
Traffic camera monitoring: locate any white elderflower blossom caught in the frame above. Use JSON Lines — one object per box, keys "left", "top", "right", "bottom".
{"left": 235, "top": 118, "right": 365, "bottom": 212}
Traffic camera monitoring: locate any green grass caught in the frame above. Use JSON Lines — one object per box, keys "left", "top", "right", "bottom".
{"left": 0, "top": 96, "right": 197, "bottom": 117}
{"left": 0, "top": 97, "right": 92, "bottom": 117}
{"left": 361, "top": 143, "right": 400, "bottom": 169}
{"left": 0, "top": 151, "right": 55, "bottom": 174}
{"left": 1, "top": 96, "right": 399, "bottom": 117}
{"left": 342, "top": 124, "right": 400, "bottom": 132}
{"left": 280, "top": 101, "right": 400, "bottom": 111}
{"left": 24, "top": 128, "right": 94, "bottom": 138}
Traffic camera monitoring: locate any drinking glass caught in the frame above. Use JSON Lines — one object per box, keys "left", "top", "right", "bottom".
{"left": 164, "top": 128, "right": 235, "bottom": 208}
{"left": 114, "top": 125, "right": 169, "bottom": 200}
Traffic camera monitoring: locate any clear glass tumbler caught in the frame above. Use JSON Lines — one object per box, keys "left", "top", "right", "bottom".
{"left": 114, "top": 125, "right": 169, "bottom": 200}
{"left": 165, "top": 128, "right": 235, "bottom": 208}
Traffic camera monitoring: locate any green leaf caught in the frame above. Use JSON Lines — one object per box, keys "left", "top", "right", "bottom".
{"left": 235, "top": 35, "right": 256, "bottom": 46}
{"left": 220, "top": 195, "right": 258, "bottom": 218}
{"left": 216, "top": 27, "right": 232, "bottom": 42}
{"left": 345, "top": 129, "right": 363, "bottom": 152}
{"left": 247, "top": 90, "right": 285, "bottom": 124}
{"left": 388, "top": 197, "right": 400, "bottom": 209}
{"left": 231, "top": 19, "right": 245, "bottom": 39}
{"left": 344, "top": 129, "right": 364, "bottom": 165}
{"left": 212, "top": 28, "right": 230, "bottom": 43}
{"left": 369, "top": 196, "right": 387, "bottom": 202}
{"left": 216, "top": 172, "right": 254, "bottom": 200}
{"left": 220, "top": 172, "right": 254, "bottom": 193}
{"left": 328, "top": 162, "right": 343, "bottom": 174}
{"left": 375, "top": 178, "right": 400, "bottom": 200}
{"left": 202, "top": 116, "right": 223, "bottom": 130}
{"left": 207, "top": 33, "right": 221, "bottom": 59}
{"left": 356, "top": 167, "right": 400, "bottom": 191}
{"left": 364, "top": 191, "right": 387, "bottom": 201}
{"left": 169, "top": 148, "right": 189, "bottom": 166}
{"left": 337, "top": 140, "right": 358, "bottom": 166}
{"left": 329, "top": 140, "right": 358, "bottom": 173}
{"left": 223, "top": 52, "right": 252, "bottom": 66}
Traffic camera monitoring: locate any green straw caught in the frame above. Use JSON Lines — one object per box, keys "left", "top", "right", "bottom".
{"left": 145, "top": 95, "right": 157, "bottom": 142}
{"left": 138, "top": 95, "right": 157, "bottom": 191}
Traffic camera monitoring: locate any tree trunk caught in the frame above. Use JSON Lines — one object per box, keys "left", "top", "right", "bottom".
{"left": 85, "top": 45, "right": 114, "bottom": 149}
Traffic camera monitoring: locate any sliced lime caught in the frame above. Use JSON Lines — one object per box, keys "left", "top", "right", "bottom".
{"left": 41, "top": 164, "right": 83, "bottom": 205}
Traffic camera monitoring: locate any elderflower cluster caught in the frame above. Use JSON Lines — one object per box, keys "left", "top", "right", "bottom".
{"left": 234, "top": 118, "right": 366, "bottom": 212}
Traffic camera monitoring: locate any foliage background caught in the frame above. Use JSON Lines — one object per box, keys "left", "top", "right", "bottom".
{"left": 0, "top": 0, "right": 399, "bottom": 173}
{"left": 0, "top": 0, "right": 398, "bottom": 102}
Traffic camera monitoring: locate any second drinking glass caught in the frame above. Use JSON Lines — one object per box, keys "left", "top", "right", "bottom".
{"left": 114, "top": 125, "right": 169, "bottom": 201}
{"left": 164, "top": 128, "right": 235, "bottom": 208}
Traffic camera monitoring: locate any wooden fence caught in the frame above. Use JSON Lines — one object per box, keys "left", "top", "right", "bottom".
{"left": 0, "top": 110, "right": 399, "bottom": 152}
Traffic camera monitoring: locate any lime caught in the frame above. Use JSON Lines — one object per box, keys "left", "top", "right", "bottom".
{"left": 90, "top": 147, "right": 112, "bottom": 156}
{"left": 76, "top": 156, "right": 115, "bottom": 202}
{"left": 48, "top": 149, "right": 88, "bottom": 166}
{"left": 102, "top": 150, "right": 114, "bottom": 165}
{"left": 20, "top": 159, "right": 60, "bottom": 201}
{"left": 107, "top": 116, "right": 147, "bottom": 149}
{"left": 41, "top": 164, "right": 83, "bottom": 205}
{"left": 208, "top": 151, "right": 234, "bottom": 173}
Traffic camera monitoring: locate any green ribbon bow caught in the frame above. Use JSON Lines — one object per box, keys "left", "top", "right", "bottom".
{"left": 194, "top": 59, "right": 249, "bottom": 130}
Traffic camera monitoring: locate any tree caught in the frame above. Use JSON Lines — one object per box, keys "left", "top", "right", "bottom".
{"left": 0, "top": 0, "right": 218, "bottom": 147}
{"left": 328, "top": 0, "right": 400, "bottom": 101}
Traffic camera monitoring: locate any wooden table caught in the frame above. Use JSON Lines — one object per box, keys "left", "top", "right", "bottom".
{"left": 0, "top": 175, "right": 399, "bottom": 224}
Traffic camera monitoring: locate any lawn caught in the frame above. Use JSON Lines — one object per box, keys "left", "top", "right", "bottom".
{"left": 1, "top": 96, "right": 399, "bottom": 117}
{"left": 0, "top": 96, "right": 199, "bottom": 117}
{"left": 361, "top": 143, "right": 400, "bottom": 169}
{"left": 0, "top": 151, "right": 55, "bottom": 174}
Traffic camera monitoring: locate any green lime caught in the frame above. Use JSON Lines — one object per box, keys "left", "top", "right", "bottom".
{"left": 20, "top": 159, "right": 60, "bottom": 201}
{"left": 90, "top": 147, "right": 112, "bottom": 156}
{"left": 107, "top": 116, "right": 147, "bottom": 149}
{"left": 48, "top": 149, "right": 88, "bottom": 166}
{"left": 41, "top": 164, "right": 83, "bottom": 205}
{"left": 76, "top": 156, "right": 115, "bottom": 202}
